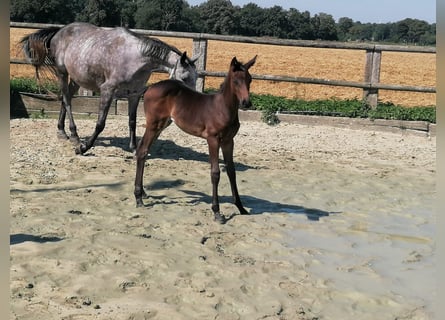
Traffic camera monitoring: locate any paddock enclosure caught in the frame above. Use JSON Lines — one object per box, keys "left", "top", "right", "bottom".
{"left": 10, "top": 22, "right": 436, "bottom": 108}
{"left": 10, "top": 23, "right": 436, "bottom": 320}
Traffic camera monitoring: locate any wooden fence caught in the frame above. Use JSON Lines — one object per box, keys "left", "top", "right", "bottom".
{"left": 10, "top": 21, "right": 436, "bottom": 108}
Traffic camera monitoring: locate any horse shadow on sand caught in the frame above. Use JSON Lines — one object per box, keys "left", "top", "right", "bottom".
{"left": 10, "top": 181, "right": 126, "bottom": 194}
{"left": 92, "top": 136, "right": 254, "bottom": 171}
{"left": 183, "top": 190, "right": 336, "bottom": 222}
{"left": 143, "top": 179, "right": 337, "bottom": 223}
{"left": 10, "top": 234, "right": 64, "bottom": 245}
{"left": 82, "top": 137, "right": 336, "bottom": 222}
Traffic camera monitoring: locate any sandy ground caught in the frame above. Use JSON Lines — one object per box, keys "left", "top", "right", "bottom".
{"left": 10, "top": 115, "right": 435, "bottom": 319}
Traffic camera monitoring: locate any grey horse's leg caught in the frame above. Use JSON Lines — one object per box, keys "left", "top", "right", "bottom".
{"left": 58, "top": 74, "right": 80, "bottom": 144}
{"left": 127, "top": 95, "right": 140, "bottom": 152}
{"left": 76, "top": 85, "right": 114, "bottom": 155}
{"left": 56, "top": 74, "right": 68, "bottom": 140}
{"left": 57, "top": 96, "right": 68, "bottom": 140}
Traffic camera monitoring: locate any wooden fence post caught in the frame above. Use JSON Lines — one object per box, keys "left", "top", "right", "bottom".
{"left": 192, "top": 37, "right": 208, "bottom": 92}
{"left": 363, "top": 48, "right": 382, "bottom": 108}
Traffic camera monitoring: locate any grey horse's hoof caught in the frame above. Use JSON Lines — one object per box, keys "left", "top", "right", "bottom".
{"left": 57, "top": 131, "right": 69, "bottom": 140}
{"left": 70, "top": 136, "right": 81, "bottom": 145}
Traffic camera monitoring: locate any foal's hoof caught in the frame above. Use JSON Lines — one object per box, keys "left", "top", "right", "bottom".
{"left": 238, "top": 206, "right": 250, "bottom": 215}
{"left": 74, "top": 144, "right": 86, "bottom": 155}
{"left": 214, "top": 213, "right": 227, "bottom": 224}
{"left": 136, "top": 201, "right": 144, "bottom": 208}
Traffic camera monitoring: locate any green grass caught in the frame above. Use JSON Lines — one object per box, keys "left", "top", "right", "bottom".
{"left": 11, "top": 78, "right": 436, "bottom": 124}
{"left": 10, "top": 77, "right": 60, "bottom": 95}
{"left": 250, "top": 93, "right": 436, "bottom": 124}
{"left": 29, "top": 109, "right": 49, "bottom": 119}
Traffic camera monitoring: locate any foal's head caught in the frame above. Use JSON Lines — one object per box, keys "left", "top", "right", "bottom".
{"left": 227, "top": 55, "right": 257, "bottom": 109}
{"left": 170, "top": 51, "right": 199, "bottom": 89}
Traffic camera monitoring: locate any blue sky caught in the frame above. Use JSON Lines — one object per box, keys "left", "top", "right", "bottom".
{"left": 186, "top": 0, "right": 436, "bottom": 23}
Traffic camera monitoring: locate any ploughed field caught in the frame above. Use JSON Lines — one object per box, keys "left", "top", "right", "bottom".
{"left": 10, "top": 27, "right": 436, "bottom": 107}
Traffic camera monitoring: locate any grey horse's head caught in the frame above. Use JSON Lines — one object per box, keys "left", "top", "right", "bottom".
{"left": 170, "top": 52, "right": 199, "bottom": 89}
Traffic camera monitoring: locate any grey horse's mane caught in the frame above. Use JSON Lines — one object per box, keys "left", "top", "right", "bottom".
{"left": 124, "top": 28, "right": 182, "bottom": 61}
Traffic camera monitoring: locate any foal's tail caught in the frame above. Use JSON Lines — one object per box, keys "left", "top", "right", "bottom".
{"left": 20, "top": 26, "right": 61, "bottom": 79}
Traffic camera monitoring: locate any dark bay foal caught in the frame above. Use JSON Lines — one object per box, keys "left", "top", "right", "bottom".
{"left": 134, "top": 56, "right": 257, "bottom": 223}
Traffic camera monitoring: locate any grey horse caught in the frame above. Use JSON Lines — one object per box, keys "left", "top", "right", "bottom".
{"left": 21, "top": 22, "right": 198, "bottom": 154}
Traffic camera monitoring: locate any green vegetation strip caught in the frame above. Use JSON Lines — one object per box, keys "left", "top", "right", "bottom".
{"left": 250, "top": 94, "right": 436, "bottom": 124}
{"left": 10, "top": 77, "right": 60, "bottom": 94}
{"left": 11, "top": 78, "right": 436, "bottom": 124}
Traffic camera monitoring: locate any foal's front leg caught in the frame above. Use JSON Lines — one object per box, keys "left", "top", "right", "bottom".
{"left": 221, "top": 139, "right": 249, "bottom": 215}
{"left": 134, "top": 124, "right": 163, "bottom": 207}
{"left": 207, "top": 137, "right": 226, "bottom": 224}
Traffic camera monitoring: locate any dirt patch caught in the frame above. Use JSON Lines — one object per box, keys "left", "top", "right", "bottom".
{"left": 10, "top": 116, "right": 435, "bottom": 319}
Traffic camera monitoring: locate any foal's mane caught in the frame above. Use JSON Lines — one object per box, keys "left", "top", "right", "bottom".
{"left": 124, "top": 28, "right": 182, "bottom": 61}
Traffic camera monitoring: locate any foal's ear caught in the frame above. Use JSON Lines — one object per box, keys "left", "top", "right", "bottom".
{"left": 244, "top": 55, "right": 257, "bottom": 70}
{"left": 230, "top": 57, "right": 244, "bottom": 71}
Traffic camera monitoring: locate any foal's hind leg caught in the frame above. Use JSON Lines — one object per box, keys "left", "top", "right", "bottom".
{"left": 221, "top": 139, "right": 249, "bottom": 215}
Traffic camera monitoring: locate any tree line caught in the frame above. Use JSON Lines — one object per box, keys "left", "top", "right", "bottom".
{"left": 10, "top": 0, "right": 436, "bottom": 45}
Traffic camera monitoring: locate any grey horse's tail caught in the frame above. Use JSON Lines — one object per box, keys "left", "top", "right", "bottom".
{"left": 20, "top": 26, "right": 60, "bottom": 79}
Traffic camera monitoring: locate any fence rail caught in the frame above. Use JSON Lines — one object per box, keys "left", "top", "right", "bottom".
{"left": 10, "top": 21, "right": 436, "bottom": 108}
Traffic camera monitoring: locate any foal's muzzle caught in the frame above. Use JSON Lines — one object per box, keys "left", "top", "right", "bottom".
{"left": 240, "top": 98, "right": 252, "bottom": 110}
